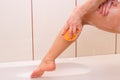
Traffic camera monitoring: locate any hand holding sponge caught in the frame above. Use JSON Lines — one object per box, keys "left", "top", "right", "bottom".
{"left": 63, "top": 30, "right": 80, "bottom": 41}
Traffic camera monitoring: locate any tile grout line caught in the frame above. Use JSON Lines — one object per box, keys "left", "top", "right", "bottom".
{"left": 31, "top": 0, "right": 35, "bottom": 60}
{"left": 75, "top": 0, "right": 78, "bottom": 57}
{"left": 75, "top": 0, "right": 77, "bottom": 7}
{"left": 75, "top": 41, "right": 78, "bottom": 57}
{"left": 115, "top": 33, "right": 117, "bottom": 54}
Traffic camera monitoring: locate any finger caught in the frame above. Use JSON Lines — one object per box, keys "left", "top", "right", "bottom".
{"left": 77, "top": 25, "right": 83, "bottom": 33}
{"left": 102, "top": 2, "right": 108, "bottom": 16}
{"left": 101, "top": 2, "right": 105, "bottom": 15}
{"left": 61, "top": 24, "right": 69, "bottom": 36}
{"left": 69, "top": 26, "right": 73, "bottom": 38}
{"left": 105, "top": 1, "right": 112, "bottom": 15}
{"left": 73, "top": 26, "right": 77, "bottom": 34}
{"left": 99, "top": 4, "right": 104, "bottom": 14}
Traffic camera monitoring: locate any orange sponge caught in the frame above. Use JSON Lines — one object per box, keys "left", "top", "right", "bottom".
{"left": 63, "top": 30, "right": 80, "bottom": 41}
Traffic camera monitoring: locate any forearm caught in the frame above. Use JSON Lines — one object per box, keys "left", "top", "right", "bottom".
{"left": 75, "top": 0, "right": 106, "bottom": 17}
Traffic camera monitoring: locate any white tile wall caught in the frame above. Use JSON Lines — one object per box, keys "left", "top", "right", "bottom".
{"left": 33, "top": 0, "right": 76, "bottom": 59}
{"left": 0, "top": 0, "right": 118, "bottom": 62}
{"left": 77, "top": 25, "right": 115, "bottom": 56}
{"left": 0, "top": 0, "right": 32, "bottom": 62}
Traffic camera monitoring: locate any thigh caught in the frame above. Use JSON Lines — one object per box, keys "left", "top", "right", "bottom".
{"left": 82, "top": 4, "right": 120, "bottom": 33}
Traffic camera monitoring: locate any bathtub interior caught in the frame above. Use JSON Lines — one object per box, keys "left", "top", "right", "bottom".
{"left": 0, "top": 63, "right": 36, "bottom": 80}
{"left": 0, "top": 62, "right": 90, "bottom": 80}
{"left": 0, "top": 54, "right": 120, "bottom": 80}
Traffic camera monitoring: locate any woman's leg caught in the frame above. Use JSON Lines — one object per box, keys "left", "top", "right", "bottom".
{"left": 31, "top": 25, "right": 83, "bottom": 78}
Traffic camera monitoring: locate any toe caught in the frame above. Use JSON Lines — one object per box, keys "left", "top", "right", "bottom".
{"left": 31, "top": 69, "right": 44, "bottom": 78}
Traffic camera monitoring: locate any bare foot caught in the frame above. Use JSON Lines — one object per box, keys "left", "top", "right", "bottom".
{"left": 31, "top": 60, "right": 56, "bottom": 78}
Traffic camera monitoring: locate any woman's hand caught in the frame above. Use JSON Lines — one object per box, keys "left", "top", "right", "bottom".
{"left": 99, "top": 0, "right": 118, "bottom": 16}
{"left": 61, "top": 8, "right": 83, "bottom": 37}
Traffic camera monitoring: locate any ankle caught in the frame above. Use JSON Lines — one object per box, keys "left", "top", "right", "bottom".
{"left": 42, "top": 57, "right": 55, "bottom": 63}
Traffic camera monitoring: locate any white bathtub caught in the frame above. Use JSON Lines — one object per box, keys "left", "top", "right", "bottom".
{"left": 0, "top": 54, "right": 120, "bottom": 80}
